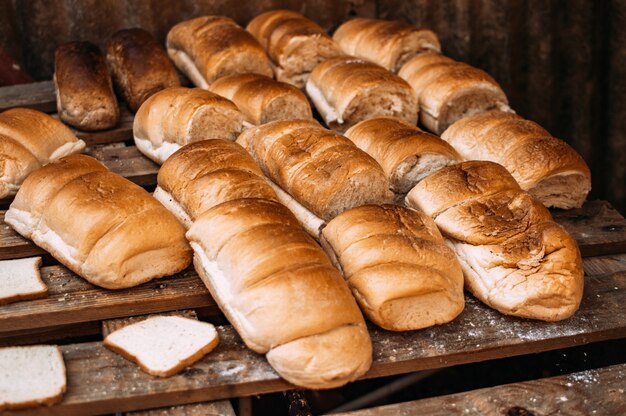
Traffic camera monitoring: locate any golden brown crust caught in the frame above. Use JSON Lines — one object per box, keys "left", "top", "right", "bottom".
{"left": 157, "top": 139, "right": 278, "bottom": 221}
{"left": 236, "top": 120, "right": 392, "bottom": 221}
{"left": 333, "top": 18, "right": 441, "bottom": 72}
{"left": 209, "top": 73, "right": 312, "bottom": 125}
{"left": 405, "top": 161, "right": 584, "bottom": 321}
{"left": 106, "top": 28, "right": 181, "bottom": 112}
{"left": 54, "top": 41, "right": 120, "bottom": 130}
{"left": 246, "top": 10, "right": 342, "bottom": 87}
{"left": 166, "top": 16, "right": 273, "bottom": 87}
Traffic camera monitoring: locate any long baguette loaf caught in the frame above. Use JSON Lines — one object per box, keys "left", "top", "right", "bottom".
{"left": 236, "top": 119, "right": 393, "bottom": 238}
{"left": 398, "top": 52, "right": 510, "bottom": 134}
{"left": 209, "top": 73, "right": 312, "bottom": 126}
{"left": 187, "top": 198, "right": 372, "bottom": 389}
{"left": 4, "top": 154, "right": 191, "bottom": 289}
{"left": 133, "top": 87, "right": 243, "bottom": 164}
{"left": 345, "top": 117, "right": 460, "bottom": 196}
{"left": 307, "top": 57, "right": 418, "bottom": 132}
{"left": 0, "top": 108, "right": 85, "bottom": 198}
{"left": 155, "top": 139, "right": 278, "bottom": 228}
{"left": 441, "top": 111, "right": 591, "bottom": 209}
{"left": 321, "top": 204, "right": 464, "bottom": 331}
{"left": 166, "top": 16, "right": 273, "bottom": 88}
{"left": 405, "top": 161, "right": 584, "bottom": 321}
{"left": 246, "top": 10, "right": 343, "bottom": 88}
{"left": 54, "top": 41, "right": 120, "bottom": 131}
{"left": 106, "top": 28, "right": 181, "bottom": 112}
{"left": 333, "top": 18, "right": 440, "bottom": 72}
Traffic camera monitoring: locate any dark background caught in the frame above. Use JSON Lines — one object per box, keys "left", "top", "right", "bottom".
{"left": 1, "top": 0, "right": 624, "bottom": 214}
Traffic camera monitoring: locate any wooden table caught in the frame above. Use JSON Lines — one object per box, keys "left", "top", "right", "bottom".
{"left": 1, "top": 82, "right": 625, "bottom": 415}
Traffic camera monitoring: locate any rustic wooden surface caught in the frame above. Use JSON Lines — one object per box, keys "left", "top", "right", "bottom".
{"left": 4, "top": 264, "right": 625, "bottom": 415}
{"left": 0, "top": 321, "right": 99, "bottom": 347}
{"left": 126, "top": 400, "right": 236, "bottom": 416}
{"left": 101, "top": 309, "right": 198, "bottom": 338}
{"left": 0, "top": 80, "right": 55, "bottom": 112}
{"left": 330, "top": 363, "right": 626, "bottom": 416}
{"left": 0, "top": 265, "right": 216, "bottom": 332}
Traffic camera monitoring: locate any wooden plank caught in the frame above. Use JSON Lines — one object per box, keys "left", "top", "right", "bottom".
{"left": 0, "top": 265, "right": 217, "bottom": 332}
{"left": 126, "top": 401, "right": 236, "bottom": 416}
{"left": 4, "top": 270, "right": 626, "bottom": 415}
{"left": 0, "top": 321, "right": 100, "bottom": 347}
{"left": 102, "top": 309, "right": 198, "bottom": 337}
{"left": 331, "top": 363, "right": 626, "bottom": 416}
{"left": 0, "top": 80, "right": 55, "bottom": 112}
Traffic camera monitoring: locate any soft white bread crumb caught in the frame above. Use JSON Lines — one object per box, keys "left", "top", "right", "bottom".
{"left": 103, "top": 316, "right": 220, "bottom": 377}
{"left": 0, "top": 257, "right": 47, "bottom": 305}
{"left": 0, "top": 345, "right": 66, "bottom": 411}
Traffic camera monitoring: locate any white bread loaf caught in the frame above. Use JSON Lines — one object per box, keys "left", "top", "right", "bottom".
{"left": 155, "top": 139, "right": 278, "bottom": 228}
{"left": 398, "top": 52, "right": 510, "bottom": 134}
{"left": 236, "top": 119, "right": 393, "bottom": 238}
{"left": 321, "top": 205, "right": 464, "bottom": 331}
{"left": 209, "top": 73, "right": 312, "bottom": 126}
{"left": 0, "top": 108, "right": 85, "bottom": 198}
{"left": 166, "top": 16, "right": 273, "bottom": 88}
{"left": 133, "top": 87, "right": 244, "bottom": 164}
{"left": 4, "top": 154, "right": 191, "bottom": 289}
{"left": 333, "top": 18, "right": 440, "bottom": 72}
{"left": 441, "top": 111, "right": 591, "bottom": 209}
{"left": 246, "top": 9, "right": 344, "bottom": 88}
{"left": 307, "top": 57, "right": 418, "bottom": 132}
{"left": 187, "top": 198, "right": 372, "bottom": 389}
{"left": 405, "top": 161, "right": 584, "bottom": 321}
{"left": 103, "top": 316, "right": 219, "bottom": 377}
{"left": 345, "top": 117, "right": 460, "bottom": 195}
{"left": 0, "top": 345, "right": 66, "bottom": 411}
{"left": 0, "top": 257, "right": 47, "bottom": 305}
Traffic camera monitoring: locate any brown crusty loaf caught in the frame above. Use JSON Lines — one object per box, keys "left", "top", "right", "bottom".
{"left": 155, "top": 139, "right": 278, "bottom": 228}
{"left": 4, "top": 154, "right": 191, "bottom": 289}
{"left": 54, "top": 41, "right": 120, "bottom": 131}
{"left": 0, "top": 108, "right": 85, "bottom": 198}
{"left": 209, "top": 73, "right": 312, "bottom": 126}
{"left": 321, "top": 205, "right": 464, "bottom": 331}
{"left": 306, "top": 57, "right": 418, "bottom": 133}
{"left": 441, "top": 111, "right": 591, "bottom": 209}
{"left": 405, "top": 161, "right": 584, "bottom": 321}
{"left": 398, "top": 52, "right": 510, "bottom": 134}
{"left": 106, "top": 28, "right": 181, "bottom": 112}
{"left": 246, "top": 9, "right": 344, "bottom": 88}
{"left": 345, "top": 117, "right": 460, "bottom": 195}
{"left": 187, "top": 198, "right": 372, "bottom": 389}
{"left": 166, "top": 16, "right": 273, "bottom": 88}
{"left": 133, "top": 87, "right": 244, "bottom": 164}
{"left": 333, "top": 18, "right": 441, "bottom": 72}
{"left": 236, "top": 119, "right": 393, "bottom": 237}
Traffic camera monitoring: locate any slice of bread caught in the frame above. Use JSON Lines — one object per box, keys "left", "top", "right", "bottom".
{"left": 0, "top": 257, "right": 47, "bottom": 305}
{"left": 103, "top": 316, "right": 220, "bottom": 377}
{"left": 0, "top": 345, "right": 67, "bottom": 411}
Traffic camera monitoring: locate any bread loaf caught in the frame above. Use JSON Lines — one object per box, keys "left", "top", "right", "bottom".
{"left": 133, "top": 87, "right": 244, "bottom": 164}
{"left": 209, "top": 73, "right": 312, "bottom": 126}
{"left": 187, "top": 198, "right": 372, "bottom": 389}
{"left": 441, "top": 111, "right": 591, "bottom": 209}
{"left": 106, "top": 28, "right": 181, "bottom": 112}
{"left": 307, "top": 57, "right": 418, "bottom": 132}
{"left": 0, "top": 108, "right": 85, "bottom": 198}
{"left": 398, "top": 52, "right": 510, "bottom": 134}
{"left": 321, "top": 205, "right": 464, "bottom": 331}
{"left": 54, "top": 41, "right": 120, "bottom": 130}
{"left": 345, "top": 117, "right": 460, "bottom": 195}
{"left": 405, "top": 161, "right": 584, "bottom": 321}
{"left": 246, "top": 10, "right": 343, "bottom": 88}
{"left": 4, "top": 154, "right": 191, "bottom": 289}
{"left": 166, "top": 16, "right": 273, "bottom": 88}
{"left": 236, "top": 119, "right": 393, "bottom": 237}
{"left": 155, "top": 139, "right": 278, "bottom": 228}
{"left": 333, "top": 18, "right": 440, "bottom": 72}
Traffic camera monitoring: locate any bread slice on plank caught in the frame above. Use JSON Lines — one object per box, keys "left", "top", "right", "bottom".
{"left": 0, "top": 345, "right": 66, "bottom": 411}
{"left": 0, "top": 257, "right": 47, "bottom": 305}
{"left": 103, "top": 316, "right": 219, "bottom": 377}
